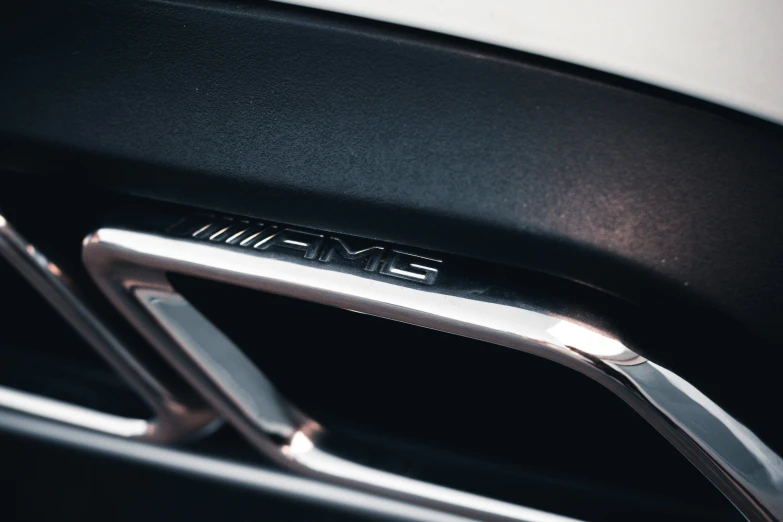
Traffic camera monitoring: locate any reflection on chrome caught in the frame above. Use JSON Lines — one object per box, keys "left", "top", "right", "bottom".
{"left": 546, "top": 320, "right": 644, "bottom": 364}
{"left": 0, "top": 407, "right": 539, "bottom": 522}
{"left": 284, "top": 430, "right": 316, "bottom": 456}
{"left": 83, "top": 225, "right": 783, "bottom": 522}
{"left": 0, "top": 212, "right": 217, "bottom": 441}
{"left": 645, "top": 364, "right": 783, "bottom": 489}
{"left": 0, "top": 385, "right": 150, "bottom": 438}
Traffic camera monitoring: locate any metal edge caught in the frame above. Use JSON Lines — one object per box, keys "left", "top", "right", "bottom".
{"left": 0, "top": 212, "right": 219, "bottom": 441}
{"left": 82, "top": 223, "right": 783, "bottom": 521}
{"left": 0, "top": 408, "right": 478, "bottom": 522}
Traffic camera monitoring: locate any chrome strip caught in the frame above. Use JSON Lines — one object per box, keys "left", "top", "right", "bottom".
{"left": 83, "top": 225, "right": 783, "bottom": 522}
{"left": 0, "top": 385, "right": 149, "bottom": 438}
{"left": 0, "top": 408, "right": 574, "bottom": 522}
{"left": 0, "top": 213, "right": 218, "bottom": 441}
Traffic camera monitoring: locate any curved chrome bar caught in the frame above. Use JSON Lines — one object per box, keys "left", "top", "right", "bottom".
{"left": 82, "top": 225, "right": 783, "bottom": 522}
{"left": 0, "top": 214, "right": 217, "bottom": 441}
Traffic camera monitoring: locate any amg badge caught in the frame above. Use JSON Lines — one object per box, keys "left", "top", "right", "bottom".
{"left": 170, "top": 215, "right": 442, "bottom": 285}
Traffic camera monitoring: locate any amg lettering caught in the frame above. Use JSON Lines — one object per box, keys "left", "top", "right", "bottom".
{"left": 319, "top": 237, "right": 384, "bottom": 272}
{"left": 172, "top": 215, "right": 442, "bottom": 285}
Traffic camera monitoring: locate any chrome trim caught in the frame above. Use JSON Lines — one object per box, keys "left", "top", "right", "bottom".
{"left": 0, "top": 385, "right": 149, "bottom": 438}
{"left": 0, "top": 408, "right": 582, "bottom": 522}
{"left": 83, "top": 225, "right": 783, "bottom": 522}
{"left": 0, "top": 213, "right": 218, "bottom": 441}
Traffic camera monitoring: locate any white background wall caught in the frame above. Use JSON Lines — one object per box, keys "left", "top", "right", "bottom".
{"left": 276, "top": 0, "right": 783, "bottom": 125}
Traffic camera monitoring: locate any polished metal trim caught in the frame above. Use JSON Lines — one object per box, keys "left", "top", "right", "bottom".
{"left": 0, "top": 213, "right": 218, "bottom": 441}
{"left": 0, "top": 408, "right": 582, "bottom": 522}
{"left": 83, "top": 225, "right": 783, "bottom": 522}
{"left": 0, "top": 385, "right": 150, "bottom": 437}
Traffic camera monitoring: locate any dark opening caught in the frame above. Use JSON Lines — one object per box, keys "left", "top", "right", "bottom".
{"left": 171, "top": 273, "right": 740, "bottom": 522}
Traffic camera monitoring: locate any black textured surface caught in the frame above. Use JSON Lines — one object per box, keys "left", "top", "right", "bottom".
{"left": 1, "top": 4, "right": 781, "bottom": 517}
{"left": 1, "top": 2, "right": 781, "bottom": 358}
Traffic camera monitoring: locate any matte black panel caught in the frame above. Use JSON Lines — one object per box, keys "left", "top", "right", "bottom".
{"left": 1, "top": 0, "right": 781, "bottom": 349}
